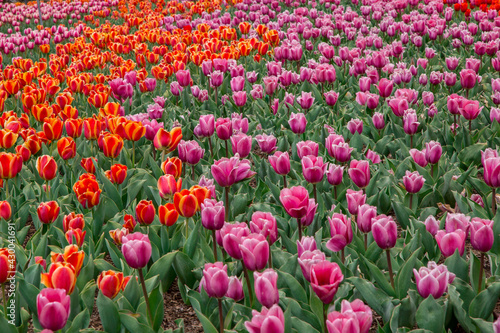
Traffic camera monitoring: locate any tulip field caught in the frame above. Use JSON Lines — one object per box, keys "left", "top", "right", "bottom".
{"left": 4, "top": 0, "right": 500, "bottom": 331}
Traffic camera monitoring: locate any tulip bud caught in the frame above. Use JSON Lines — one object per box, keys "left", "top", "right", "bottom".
{"left": 97, "top": 270, "right": 125, "bottom": 299}
{"left": 135, "top": 200, "right": 156, "bottom": 226}
{"left": 37, "top": 201, "right": 60, "bottom": 224}
{"left": 470, "top": 218, "right": 494, "bottom": 253}
{"left": 435, "top": 229, "right": 466, "bottom": 257}
{"left": 0, "top": 201, "right": 12, "bottom": 220}
{"left": 240, "top": 233, "right": 269, "bottom": 271}
{"left": 201, "top": 199, "right": 225, "bottom": 230}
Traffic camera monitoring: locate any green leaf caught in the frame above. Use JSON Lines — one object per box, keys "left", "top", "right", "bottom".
{"left": 96, "top": 291, "right": 121, "bottom": 333}
{"left": 149, "top": 287, "right": 164, "bottom": 331}
{"left": 444, "top": 250, "right": 469, "bottom": 282}
{"left": 361, "top": 256, "right": 396, "bottom": 298}
{"left": 18, "top": 279, "right": 39, "bottom": 315}
{"left": 119, "top": 312, "right": 155, "bottom": 333}
{"left": 291, "top": 316, "right": 321, "bottom": 333}
{"left": 396, "top": 249, "right": 419, "bottom": 299}
{"left": 348, "top": 277, "right": 395, "bottom": 322}
{"left": 123, "top": 273, "right": 141, "bottom": 310}
{"left": 192, "top": 308, "right": 219, "bottom": 333}
{"left": 469, "top": 282, "right": 500, "bottom": 319}
{"left": 145, "top": 251, "right": 176, "bottom": 283}
{"left": 173, "top": 251, "right": 197, "bottom": 288}
{"left": 415, "top": 296, "right": 446, "bottom": 333}
{"left": 67, "top": 309, "right": 90, "bottom": 331}
{"left": 278, "top": 271, "right": 308, "bottom": 304}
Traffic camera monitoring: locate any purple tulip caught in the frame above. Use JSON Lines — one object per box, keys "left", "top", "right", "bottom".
{"left": 201, "top": 262, "right": 228, "bottom": 298}
{"left": 372, "top": 215, "right": 398, "bottom": 249}
{"left": 37, "top": 288, "right": 70, "bottom": 331}
{"left": 121, "top": 232, "right": 152, "bottom": 269}
{"left": 403, "top": 170, "right": 425, "bottom": 193}
{"left": 289, "top": 112, "right": 307, "bottom": 134}
{"left": 326, "top": 164, "right": 344, "bottom": 186}
{"left": 177, "top": 140, "right": 204, "bottom": 165}
{"left": 410, "top": 148, "right": 428, "bottom": 167}
{"left": 250, "top": 212, "right": 278, "bottom": 245}
{"left": 425, "top": 141, "right": 442, "bottom": 164}
{"left": 297, "top": 91, "right": 315, "bottom": 110}
{"left": 470, "top": 218, "right": 494, "bottom": 252}
{"left": 254, "top": 269, "right": 279, "bottom": 308}
{"left": 332, "top": 142, "right": 353, "bottom": 163}
{"left": 268, "top": 151, "right": 290, "bottom": 176}
{"left": 226, "top": 276, "right": 244, "bottom": 301}
{"left": 347, "top": 119, "right": 363, "bottom": 135}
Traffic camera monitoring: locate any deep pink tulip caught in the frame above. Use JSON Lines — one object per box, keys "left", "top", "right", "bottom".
{"left": 231, "top": 133, "right": 252, "bottom": 158}
{"left": 175, "top": 70, "right": 191, "bottom": 87}
{"left": 326, "top": 164, "right": 344, "bottom": 186}
{"left": 263, "top": 76, "right": 279, "bottom": 96}
{"left": 346, "top": 189, "right": 366, "bottom": 215}
{"left": 347, "top": 119, "right": 363, "bottom": 135}
{"left": 121, "top": 232, "right": 152, "bottom": 269}
{"left": 425, "top": 141, "right": 442, "bottom": 164}
{"left": 460, "top": 99, "right": 483, "bottom": 120}
{"left": 403, "top": 110, "right": 419, "bottom": 136}
{"left": 255, "top": 134, "right": 277, "bottom": 154}
{"left": 340, "top": 299, "right": 373, "bottom": 333}
{"left": 372, "top": 215, "right": 398, "bottom": 249}
{"left": 387, "top": 97, "right": 409, "bottom": 117}
{"left": 220, "top": 222, "right": 250, "bottom": 260}
{"left": 410, "top": 148, "right": 429, "bottom": 167}
{"left": 310, "top": 260, "right": 344, "bottom": 304}
{"left": 279, "top": 186, "right": 310, "bottom": 219}
{"left": 231, "top": 113, "right": 249, "bottom": 133}
{"left": 201, "top": 262, "right": 228, "bottom": 298}
{"left": 177, "top": 140, "right": 204, "bottom": 165}
{"left": 250, "top": 211, "right": 278, "bottom": 245}
{"left": 198, "top": 115, "right": 215, "bottom": 137}
{"left": 233, "top": 91, "right": 247, "bottom": 107}
{"left": 326, "top": 311, "right": 360, "bottom": 333}
{"left": 296, "top": 141, "right": 319, "bottom": 159}
{"left": 422, "top": 91, "right": 434, "bottom": 106}
{"left": 226, "top": 276, "right": 244, "bottom": 301}
{"left": 470, "top": 218, "right": 494, "bottom": 252}
{"left": 297, "top": 91, "right": 315, "bottom": 110}
{"left": 424, "top": 216, "right": 439, "bottom": 236}
{"left": 377, "top": 78, "right": 393, "bottom": 98}
{"left": 359, "top": 77, "right": 371, "bottom": 92}
{"left": 435, "top": 229, "right": 466, "bottom": 257}
{"left": 298, "top": 249, "right": 325, "bottom": 282}
{"left": 447, "top": 94, "right": 464, "bottom": 115}
{"left": 289, "top": 112, "right": 307, "bottom": 134}
{"left": 446, "top": 57, "right": 459, "bottom": 71}
{"left": 211, "top": 156, "right": 256, "bottom": 188}
{"left": 483, "top": 156, "right": 500, "bottom": 188}
{"left": 230, "top": 76, "right": 245, "bottom": 92}
{"left": 403, "top": 170, "right": 425, "bottom": 193}
{"left": 326, "top": 213, "right": 353, "bottom": 252}
{"left": 210, "top": 70, "right": 224, "bottom": 88}
{"left": 413, "top": 261, "right": 455, "bottom": 299}
{"left": 365, "top": 149, "right": 381, "bottom": 164}
{"left": 300, "top": 199, "right": 318, "bottom": 227}
{"left": 460, "top": 69, "right": 477, "bottom": 90}
{"left": 37, "top": 288, "right": 70, "bottom": 331}
{"left": 372, "top": 112, "right": 385, "bottom": 130}
{"left": 245, "top": 304, "right": 284, "bottom": 333}
{"left": 201, "top": 199, "right": 225, "bottom": 230}
{"left": 268, "top": 151, "right": 290, "bottom": 175}
{"left": 445, "top": 213, "right": 470, "bottom": 233}
{"left": 348, "top": 160, "right": 370, "bottom": 189}
{"left": 240, "top": 233, "right": 269, "bottom": 271}
{"left": 215, "top": 118, "right": 232, "bottom": 140}
{"left": 357, "top": 204, "right": 377, "bottom": 233}
{"left": 253, "top": 269, "right": 279, "bottom": 308}
{"left": 332, "top": 142, "right": 353, "bottom": 163}
{"left": 302, "top": 156, "right": 327, "bottom": 184}
{"left": 471, "top": 194, "right": 485, "bottom": 207}
{"left": 325, "top": 134, "right": 345, "bottom": 158}
{"left": 325, "top": 91, "right": 339, "bottom": 106}
{"left": 482, "top": 148, "right": 499, "bottom": 166}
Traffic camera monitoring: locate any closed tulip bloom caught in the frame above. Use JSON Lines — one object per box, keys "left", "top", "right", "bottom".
{"left": 372, "top": 215, "right": 398, "bottom": 249}
{"left": 202, "top": 262, "right": 229, "bottom": 298}
{"left": 176, "top": 70, "right": 191, "bottom": 87}
{"left": 198, "top": 115, "right": 215, "bottom": 137}
{"left": 161, "top": 157, "right": 182, "bottom": 179}
{"left": 268, "top": 151, "right": 290, "bottom": 175}
{"left": 422, "top": 92, "right": 434, "bottom": 106}
{"left": 215, "top": 118, "right": 232, "bottom": 140}
{"left": 491, "top": 108, "right": 500, "bottom": 123}
{"left": 0, "top": 248, "right": 15, "bottom": 283}
{"left": 403, "top": 170, "right": 425, "bottom": 193}
{"left": 326, "top": 311, "right": 360, "bottom": 333}
{"left": 470, "top": 218, "right": 494, "bottom": 252}
{"left": 80, "top": 157, "right": 97, "bottom": 174}
{"left": 326, "top": 213, "right": 353, "bottom": 252}
{"left": 366, "top": 149, "right": 381, "bottom": 164}
{"left": 245, "top": 304, "right": 284, "bottom": 333}
{"left": 425, "top": 141, "right": 442, "bottom": 164}
{"left": 263, "top": 76, "right": 279, "bottom": 96}
{"left": 297, "top": 236, "right": 318, "bottom": 257}
{"left": 37, "top": 288, "right": 70, "bottom": 331}
{"left": 403, "top": 110, "right": 419, "bottom": 135}
{"left": 324, "top": 91, "right": 339, "bottom": 106}
{"left": 460, "top": 100, "right": 483, "bottom": 120}
{"left": 135, "top": 200, "right": 155, "bottom": 226}
{"left": 250, "top": 211, "right": 278, "bottom": 245}
{"left": 178, "top": 140, "right": 205, "bottom": 165}
{"left": 0, "top": 201, "right": 11, "bottom": 220}
{"left": 0, "top": 130, "right": 18, "bottom": 149}
{"left": 201, "top": 199, "right": 225, "bottom": 230}
{"left": 280, "top": 186, "right": 310, "bottom": 219}
{"left": 357, "top": 204, "right": 377, "bottom": 233}
{"left": 254, "top": 269, "right": 279, "bottom": 308}
{"left": 348, "top": 160, "right": 370, "bottom": 189}
{"left": 41, "top": 262, "right": 76, "bottom": 294}
{"left": 173, "top": 189, "right": 198, "bottom": 218}
{"left": 302, "top": 156, "right": 326, "bottom": 184}
{"left": 37, "top": 201, "right": 60, "bottom": 224}
{"left": 210, "top": 71, "right": 224, "bottom": 88}
{"left": 377, "top": 78, "right": 393, "bottom": 98}
{"left": 341, "top": 299, "right": 373, "bottom": 333}
{"left": 233, "top": 91, "right": 247, "bottom": 107}
{"left": 231, "top": 133, "right": 252, "bottom": 158}
{"left": 409, "top": 149, "right": 428, "bottom": 167}
{"left": 37, "top": 155, "right": 57, "bottom": 181}
{"left": 483, "top": 156, "right": 500, "bottom": 188}
{"left": 300, "top": 199, "right": 318, "bottom": 227}
{"left": 435, "top": 229, "right": 466, "bottom": 257}
{"left": 447, "top": 94, "right": 464, "bottom": 115}
{"left": 289, "top": 112, "right": 307, "bottom": 134}
{"left": 16, "top": 145, "right": 31, "bottom": 163}
{"left": 413, "top": 261, "right": 455, "bottom": 299}
{"left": 57, "top": 137, "right": 76, "bottom": 160}
{"left": 65, "top": 228, "right": 86, "bottom": 247}
{"left": 424, "top": 216, "right": 439, "bottom": 236}
{"left": 211, "top": 155, "right": 256, "bottom": 188}
{"left": 326, "top": 164, "right": 344, "bottom": 186}
{"left": 298, "top": 249, "right": 326, "bottom": 282}
{"left": 240, "top": 233, "right": 269, "bottom": 271}
{"left": 372, "top": 112, "right": 385, "bottom": 130}
{"left": 296, "top": 141, "right": 319, "bottom": 159}
{"left": 158, "top": 203, "right": 179, "bottom": 227}
{"left": 332, "top": 142, "right": 353, "bottom": 163}
{"left": 100, "top": 133, "right": 123, "bottom": 159}
{"left": 121, "top": 232, "right": 152, "bottom": 269}
{"left": 255, "top": 134, "right": 277, "bottom": 154}
{"left": 347, "top": 119, "right": 363, "bottom": 135}
{"left": 346, "top": 189, "right": 366, "bottom": 215}
{"left": 157, "top": 174, "right": 182, "bottom": 200}
{"left": 230, "top": 76, "right": 246, "bottom": 92}
{"left": 387, "top": 97, "right": 408, "bottom": 117}
{"left": 73, "top": 177, "right": 101, "bottom": 209}
{"left": 460, "top": 69, "right": 477, "bottom": 90}
{"left": 97, "top": 270, "right": 125, "bottom": 299}
{"left": 445, "top": 213, "right": 470, "bottom": 233}
{"left": 310, "top": 260, "right": 344, "bottom": 304}
{"left": 220, "top": 222, "right": 250, "bottom": 259}
{"left": 226, "top": 276, "right": 244, "bottom": 301}
{"left": 297, "top": 91, "right": 315, "bottom": 110}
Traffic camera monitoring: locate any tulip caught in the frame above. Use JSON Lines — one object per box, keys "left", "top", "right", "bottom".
{"left": 326, "top": 164, "right": 344, "bottom": 199}
{"left": 289, "top": 112, "right": 307, "bottom": 134}
{"left": 201, "top": 262, "right": 229, "bottom": 298}
{"left": 324, "top": 91, "right": 339, "bottom": 107}
{"left": 161, "top": 157, "right": 182, "bottom": 179}
{"left": 469, "top": 217, "right": 494, "bottom": 291}
{"left": 153, "top": 127, "right": 182, "bottom": 153}
{"left": 211, "top": 155, "right": 255, "bottom": 189}
{"left": 297, "top": 91, "right": 315, "bottom": 110}
{"left": 444, "top": 213, "right": 470, "bottom": 234}
{"left": 410, "top": 148, "right": 428, "bottom": 168}
{"left": 280, "top": 186, "right": 310, "bottom": 238}
{"left": 201, "top": 199, "right": 225, "bottom": 231}
{"left": 387, "top": 97, "right": 408, "bottom": 117}
{"left": 245, "top": 304, "right": 284, "bottom": 333}
{"left": 326, "top": 213, "right": 353, "bottom": 261}
{"left": 372, "top": 112, "right": 385, "bottom": 130}
{"left": 347, "top": 119, "right": 363, "bottom": 135}
{"left": 157, "top": 174, "right": 182, "bottom": 201}
{"left": 72, "top": 177, "right": 101, "bottom": 209}
{"left": 348, "top": 160, "right": 370, "bottom": 189}
{"left": 460, "top": 69, "right": 477, "bottom": 95}
{"left": 254, "top": 269, "right": 279, "bottom": 308}
{"left": 357, "top": 204, "right": 377, "bottom": 249}
{"left": 0, "top": 248, "right": 15, "bottom": 284}
{"left": 372, "top": 214, "right": 398, "bottom": 287}
{"left": 425, "top": 141, "right": 442, "bottom": 177}
{"left": 65, "top": 228, "right": 86, "bottom": 247}
{"left": 109, "top": 227, "right": 129, "bottom": 245}
{"left": 197, "top": 115, "right": 215, "bottom": 138}
{"left": 176, "top": 70, "right": 191, "bottom": 87}
{"left": 99, "top": 133, "right": 123, "bottom": 159}
{"left": 233, "top": 91, "right": 247, "bottom": 107}
{"left": 296, "top": 141, "right": 319, "bottom": 159}
{"left": 310, "top": 260, "right": 344, "bottom": 304}
{"left": 255, "top": 134, "right": 277, "bottom": 154}
{"left": 495, "top": 316, "right": 500, "bottom": 333}
{"left": 413, "top": 262, "right": 455, "bottom": 299}
{"left": 332, "top": 142, "right": 353, "bottom": 163}
{"left": 57, "top": 137, "right": 76, "bottom": 160}
{"left": 346, "top": 189, "right": 366, "bottom": 216}
{"left": 97, "top": 270, "right": 125, "bottom": 299}
{"left": 37, "top": 288, "right": 70, "bottom": 331}
{"left": 215, "top": 118, "right": 232, "bottom": 142}
{"left": 80, "top": 157, "right": 97, "bottom": 174}
{"left": 220, "top": 222, "right": 250, "bottom": 260}
{"left": 37, "top": 155, "right": 57, "bottom": 181}
{"left": 435, "top": 229, "right": 466, "bottom": 257}
{"left": 302, "top": 155, "right": 326, "bottom": 189}
{"left": 460, "top": 99, "right": 483, "bottom": 134}
{"left": 250, "top": 211, "right": 278, "bottom": 245}
{"left": 121, "top": 232, "right": 151, "bottom": 270}
{"left": 377, "top": 78, "right": 393, "bottom": 98}
{"left": 41, "top": 262, "right": 77, "bottom": 294}
{"left": 240, "top": 233, "right": 269, "bottom": 271}
{"left": 340, "top": 299, "right": 373, "bottom": 333}
{"left": 326, "top": 311, "right": 360, "bottom": 333}
{"left": 403, "top": 110, "right": 419, "bottom": 145}
{"left": 424, "top": 216, "right": 439, "bottom": 236}
{"left": 158, "top": 203, "right": 179, "bottom": 227}
{"left": 0, "top": 201, "right": 11, "bottom": 220}
{"left": 173, "top": 189, "right": 198, "bottom": 219}
{"left": 269, "top": 151, "right": 290, "bottom": 186}
{"left": 37, "top": 201, "right": 60, "bottom": 224}
{"left": 231, "top": 133, "right": 252, "bottom": 158}
{"left": 135, "top": 200, "right": 155, "bottom": 226}
{"left": 226, "top": 276, "right": 244, "bottom": 301}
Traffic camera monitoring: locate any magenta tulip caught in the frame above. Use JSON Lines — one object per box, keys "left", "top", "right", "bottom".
{"left": 326, "top": 164, "right": 344, "bottom": 186}
{"left": 357, "top": 204, "right": 377, "bottom": 233}
{"left": 250, "top": 212, "right": 278, "bottom": 245}
{"left": 254, "top": 269, "right": 279, "bottom": 308}
{"left": 121, "top": 232, "right": 152, "bottom": 269}
{"left": 470, "top": 218, "right": 494, "bottom": 253}
{"left": 215, "top": 118, "right": 232, "bottom": 140}
{"left": 177, "top": 140, "right": 204, "bottom": 165}
{"left": 340, "top": 299, "right": 373, "bottom": 333}
{"left": 289, "top": 112, "right": 307, "bottom": 134}
{"left": 326, "top": 311, "right": 360, "bottom": 333}
{"left": 326, "top": 213, "right": 353, "bottom": 252}
{"left": 240, "top": 233, "right": 269, "bottom": 271}
{"left": 220, "top": 222, "right": 250, "bottom": 260}
{"left": 346, "top": 189, "right": 366, "bottom": 215}
{"left": 424, "top": 216, "right": 440, "bottom": 236}
{"left": 245, "top": 304, "right": 284, "bottom": 333}
{"left": 296, "top": 140, "right": 319, "bottom": 159}
{"left": 279, "top": 186, "right": 310, "bottom": 219}
{"left": 332, "top": 142, "right": 353, "bottom": 163}
{"left": 268, "top": 151, "right": 290, "bottom": 175}
{"left": 37, "top": 288, "right": 70, "bottom": 331}
{"left": 348, "top": 160, "right": 370, "bottom": 189}
{"left": 201, "top": 262, "right": 229, "bottom": 298}
{"left": 413, "top": 261, "right": 455, "bottom": 299}
{"left": 445, "top": 213, "right": 470, "bottom": 233}
{"left": 211, "top": 156, "right": 256, "bottom": 188}
{"left": 425, "top": 141, "right": 442, "bottom": 164}
{"left": 297, "top": 236, "right": 317, "bottom": 257}
{"left": 372, "top": 215, "right": 398, "bottom": 249}
{"left": 435, "top": 229, "right": 466, "bottom": 257}
{"left": 255, "top": 134, "right": 277, "bottom": 154}
{"left": 403, "top": 170, "right": 425, "bottom": 193}
{"left": 201, "top": 199, "right": 225, "bottom": 230}
{"left": 175, "top": 70, "right": 191, "bottom": 87}
{"left": 302, "top": 155, "right": 327, "bottom": 184}
{"left": 226, "top": 276, "right": 244, "bottom": 301}
{"left": 310, "top": 260, "right": 344, "bottom": 304}
{"left": 231, "top": 133, "right": 252, "bottom": 158}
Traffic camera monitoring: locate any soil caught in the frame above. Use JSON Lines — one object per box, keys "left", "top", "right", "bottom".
{"left": 22, "top": 215, "right": 36, "bottom": 248}
{"left": 163, "top": 279, "right": 203, "bottom": 332}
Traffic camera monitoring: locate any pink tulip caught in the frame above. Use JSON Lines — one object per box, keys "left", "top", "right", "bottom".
{"left": 494, "top": 316, "right": 500, "bottom": 333}
{"left": 297, "top": 236, "right": 318, "bottom": 257}
{"left": 348, "top": 160, "right": 370, "bottom": 189}
{"left": 245, "top": 304, "right": 284, "bottom": 333}
{"left": 254, "top": 269, "right": 279, "bottom": 308}
{"left": 231, "top": 113, "right": 249, "bottom": 134}
{"left": 409, "top": 149, "right": 428, "bottom": 167}
{"left": 226, "top": 276, "right": 244, "bottom": 301}
{"left": 255, "top": 134, "right": 277, "bottom": 154}
{"left": 346, "top": 189, "right": 366, "bottom": 215}
{"left": 263, "top": 76, "right": 279, "bottom": 96}
{"left": 403, "top": 170, "right": 425, "bottom": 193}
{"left": 240, "top": 233, "right": 269, "bottom": 271}
{"left": 445, "top": 213, "right": 470, "bottom": 233}
{"left": 326, "top": 311, "right": 360, "bottom": 333}
{"left": 201, "top": 199, "right": 225, "bottom": 231}
{"left": 268, "top": 151, "right": 290, "bottom": 175}
{"left": 326, "top": 213, "right": 353, "bottom": 252}
{"left": 230, "top": 76, "right": 245, "bottom": 92}
{"left": 302, "top": 156, "right": 326, "bottom": 184}
{"left": 177, "top": 140, "right": 204, "bottom": 165}
{"left": 298, "top": 249, "right": 326, "bottom": 282}
{"left": 470, "top": 194, "right": 484, "bottom": 207}
{"left": 413, "top": 261, "right": 455, "bottom": 299}
{"left": 425, "top": 141, "right": 442, "bottom": 164}
{"left": 491, "top": 108, "right": 500, "bottom": 123}
{"left": 211, "top": 155, "right": 256, "bottom": 188}
{"left": 296, "top": 141, "right": 319, "bottom": 159}
{"left": 324, "top": 91, "right": 339, "bottom": 106}
{"left": 231, "top": 133, "right": 252, "bottom": 158}
{"left": 357, "top": 204, "right": 377, "bottom": 233}
{"left": 37, "top": 288, "right": 70, "bottom": 331}
{"left": 377, "top": 78, "right": 393, "bottom": 98}
{"left": 340, "top": 299, "right": 373, "bottom": 333}
{"left": 447, "top": 94, "right": 464, "bottom": 115}
{"left": 121, "top": 232, "right": 152, "bottom": 269}
{"left": 310, "top": 260, "right": 344, "bottom": 304}
{"left": 325, "top": 134, "right": 345, "bottom": 158}
{"left": 201, "top": 262, "right": 228, "bottom": 298}
{"left": 233, "top": 91, "right": 247, "bottom": 107}
{"left": 289, "top": 112, "right": 307, "bottom": 134}
{"left": 326, "top": 164, "right": 344, "bottom": 186}
{"left": 198, "top": 115, "right": 215, "bottom": 137}
{"left": 435, "top": 229, "right": 466, "bottom": 257}
{"left": 445, "top": 57, "right": 459, "bottom": 71}
{"left": 347, "top": 119, "right": 363, "bottom": 135}
{"left": 300, "top": 199, "right": 318, "bottom": 227}
{"left": 332, "top": 142, "right": 353, "bottom": 163}
{"left": 403, "top": 110, "right": 419, "bottom": 136}
{"left": 460, "top": 69, "right": 477, "bottom": 90}
{"left": 359, "top": 77, "right": 371, "bottom": 92}
{"left": 424, "top": 216, "right": 440, "bottom": 236}
{"left": 483, "top": 156, "right": 500, "bottom": 188}
{"left": 297, "top": 91, "right": 315, "bottom": 110}
{"left": 470, "top": 218, "right": 494, "bottom": 252}
{"left": 215, "top": 118, "right": 232, "bottom": 140}
{"left": 365, "top": 149, "right": 381, "bottom": 164}
{"left": 210, "top": 70, "right": 224, "bottom": 87}
{"left": 250, "top": 211, "right": 278, "bottom": 245}
{"left": 372, "top": 215, "right": 398, "bottom": 249}
{"left": 220, "top": 222, "right": 250, "bottom": 260}
{"left": 176, "top": 70, "right": 191, "bottom": 87}
{"left": 460, "top": 99, "right": 483, "bottom": 120}
{"left": 279, "top": 186, "right": 310, "bottom": 219}
{"left": 372, "top": 112, "right": 385, "bottom": 130}
{"left": 482, "top": 148, "right": 499, "bottom": 165}
{"left": 387, "top": 97, "right": 408, "bottom": 117}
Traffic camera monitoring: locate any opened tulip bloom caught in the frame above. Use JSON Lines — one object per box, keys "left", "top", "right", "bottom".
{"left": 340, "top": 299, "right": 373, "bottom": 333}
{"left": 245, "top": 304, "right": 284, "bottom": 333}
{"left": 310, "top": 260, "right": 344, "bottom": 304}
{"left": 296, "top": 140, "right": 319, "bottom": 159}
{"left": 326, "top": 213, "right": 353, "bottom": 261}
{"left": 413, "top": 261, "right": 455, "bottom": 299}
{"left": 250, "top": 211, "right": 278, "bottom": 245}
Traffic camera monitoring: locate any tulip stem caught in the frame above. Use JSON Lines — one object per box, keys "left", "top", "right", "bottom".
{"left": 218, "top": 298, "right": 224, "bottom": 333}
{"left": 410, "top": 135, "right": 413, "bottom": 149}
{"left": 333, "top": 186, "right": 337, "bottom": 201}
{"left": 224, "top": 140, "right": 229, "bottom": 158}
{"left": 132, "top": 141, "right": 136, "bottom": 166}
{"left": 312, "top": 184, "right": 317, "bottom": 203}
{"left": 431, "top": 164, "right": 434, "bottom": 178}
{"left": 409, "top": 193, "right": 413, "bottom": 210}
{"left": 297, "top": 218, "right": 302, "bottom": 240}
{"left": 341, "top": 249, "right": 345, "bottom": 264}
{"left": 208, "top": 137, "right": 214, "bottom": 158}
{"left": 478, "top": 252, "right": 485, "bottom": 294}
{"left": 386, "top": 249, "right": 395, "bottom": 289}
{"left": 185, "top": 218, "right": 190, "bottom": 240}
{"left": 212, "top": 229, "right": 218, "bottom": 262}
{"left": 283, "top": 175, "right": 287, "bottom": 188}
{"left": 138, "top": 269, "right": 153, "bottom": 326}
{"left": 242, "top": 264, "right": 253, "bottom": 307}
{"left": 492, "top": 188, "right": 496, "bottom": 216}
{"left": 364, "top": 233, "right": 368, "bottom": 251}
{"left": 225, "top": 187, "right": 230, "bottom": 222}
{"left": 323, "top": 304, "right": 327, "bottom": 333}
{"left": 191, "top": 165, "right": 195, "bottom": 181}
{"left": 469, "top": 120, "right": 472, "bottom": 136}
{"left": 2, "top": 284, "right": 7, "bottom": 319}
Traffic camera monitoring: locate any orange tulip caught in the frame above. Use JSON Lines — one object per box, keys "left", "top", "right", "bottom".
{"left": 0, "top": 201, "right": 11, "bottom": 220}
{"left": 173, "top": 189, "right": 198, "bottom": 218}
{"left": 57, "top": 137, "right": 76, "bottom": 160}
{"left": 159, "top": 203, "right": 179, "bottom": 226}
{"left": 63, "top": 212, "right": 85, "bottom": 233}
{"left": 15, "top": 145, "right": 31, "bottom": 162}
{"left": 99, "top": 132, "right": 124, "bottom": 159}
{"left": 153, "top": 127, "right": 182, "bottom": 152}
{"left": 73, "top": 177, "right": 102, "bottom": 209}
{"left": 109, "top": 227, "right": 129, "bottom": 245}
{"left": 36, "top": 155, "right": 58, "bottom": 181}
{"left": 37, "top": 201, "right": 60, "bottom": 224}
{"left": 135, "top": 200, "right": 156, "bottom": 225}
{"left": 123, "top": 121, "right": 146, "bottom": 141}
{"left": 239, "top": 22, "right": 251, "bottom": 35}
{"left": 3, "top": 79, "right": 21, "bottom": 96}
{"left": 161, "top": 157, "right": 182, "bottom": 179}
{"left": 87, "top": 91, "right": 109, "bottom": 108}
{"left": 83, "top": 117, "right": 104, "bottom": 140}
{"left": 0, "top": 129, "right": 18, "bottom": 149}
{"left": 60, "top": 105, "right": 79, "bottom": 121}
{"left": 99, "top": 102, "right": 122, "bottom": 117}
{"left": 0, "top": 152, "right": 23, "bottom": 179}
{"left": 105, "top": 164, "right": 127, "bottom": 184}
{"left": 65, "top": 228, "right": 86, "bottom": 247}
{"left": 80, "top": 157, "right": 97, "bottom": 174}
{"left": 50, "top": 245, "right": 85, "bottom": 277}
{"left": 123, "top": 214, "right": 137, "bottom": 232}
{"left": 43, "top": 116, "right": 64, "bottom": 141}
{"left": 64, "top": 118, "right": 83, "bottom": 138}
{"left": 97, "top": 270, "right": 125, "bottom": 299}
{"left": 189, "top": 185, "right": 211, "bottom": 208}
{"left": 0, "top": 248, "right": 15, "bottom": 284}
{"left": 23, "top": 135, "right": 42, "bottom": 155}
{"left": 32, "top": 103, "right": 53, "bottom": 122}
{"left": 40, "top": 44, "right": 50, "bottom": 53}
{"left": 41, "top": 262, "right": 76, "bottom": 294}
{"left": 158, "top": 174, "right": 182, "bottom": 200}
